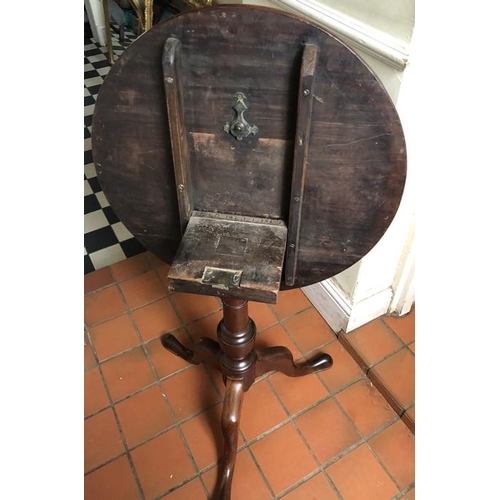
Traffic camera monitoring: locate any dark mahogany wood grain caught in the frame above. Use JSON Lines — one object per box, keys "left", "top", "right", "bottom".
{"left": 93, "top": 5, "right": 406, "bottom": 288}
{"left": 216, "top": 378, "right": 244, "bottom": 500}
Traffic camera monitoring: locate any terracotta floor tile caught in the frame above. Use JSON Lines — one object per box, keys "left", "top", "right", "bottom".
{"left": 337, "top": 333, "right": 368, "bottom": 373}
{"left": 184, "top": 312, "right": 234, "bottom": 395}
{"left": 201, "top": 448, "right": 271, "bottom": 500}
{"left": 250, "top": 422, "right": 317, "bottom": 496}
{"left": 170, "top": 293, "right": 221, "bottom": 324}
{"left": 181, "top": 403, "right": 226, "bottom": 470}
{"left": 382, "top": 306, "right": 415, "bottom": 345}
{"left": 85, "top": 367, "right": 111, "bottom": 417}
{"left": 370, "top": 348, "right": 415, "bottom": 409}
{"left": 119, "top": 271, "right": 166, "bottom": 310}
{"left": 154, "top": 264, "right": 172, "bottom": 291}
{"left": 131, "top": 428, "right": 196, "bottom": 500}
{"left": 268, "top": 366, "right": 328, "bottom": 415}
{"left": 406, "top": 404, "right": 415, "bottom": 422}
{"left": 85, "top": 338, "right": 97, "bottom": 371}
{"left": 368, "top": 419, "right": 415, "bottom": 489}
{"left": 240, "top": 379, "right": 288, "bottom": 441}
{"left": 269, "top": 370, "right": 328, "bottom": 416}
{"left": 284, "top": 308, "right": 336, "bottom": 355}
{"left": 326, "top": 444, "right": 399, "bottom": 500}
{"left": 254, "top": 324, "right": 301, "bottom": 360}
{"left": 84, "top": 267, "right": 115, "bottom": 295}
{"left": 115, "top": 385, "right": 174, "bottom": 448}
{"left": 271, "top": 288, "right": 311, "bottom": 320}
{"left": 208, "top": 367, "right": 226, "bottom": 397}
{"left": 249, "top": 301, "right": 279, "bottom": 332}
{"left": 281, "top": 472, "right": 340, "bottom": 500}
{"left": 159, "top": 477, "right": 207, "bottom": 499}
{"left": 89, "top": 314, "right": 140, "bottom": 361}
{"left": 335, "top": 379, "right": 397, "bottom": 436}
{"left": 406, "top": 487, "right": 416, "bottom": 499}
{"left": 294, "top": 399, "right": 360, "bottom": 464}
{"left": 84, "top": 286, "right": 127, "bottom": 327}
{"left": 100, "top": 347, "right": 156, "bottom": 402}
{"left": 146, "top": 330, "right": 193, "bottom": 379}
{"left": 317, "top": 341, "right": 364, "bottom": 394}
{"left": 84, "top": 408, "right": 125, "bottom": 473}
{"left": 132, "top": 298, "right": 182, "bottom": 342}
{"left": 408, "top": 341, "right": 415, "bottom": 353}
{"left": 185, "top": 311, "right": 220, "bottom": 342}
{"left": 161, "top": 364, "right": 221, "bottom": 421}
{"left": 146, "top": 251, "right": 167, "bottom": 268}
{"left": 84, "top": 455, "right": 141, "bottom": 500}
{"left": 111, "top": 253, "right": 151, "bottom": 282}
{"left": 346, "top": 319, "right": 404, "bottom": 368}
{"left": 401, "top": 414, "right": 414, "bottom": 435}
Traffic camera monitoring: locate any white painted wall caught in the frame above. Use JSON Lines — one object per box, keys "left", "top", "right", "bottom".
{"left": 319, "top": 0, "right": 414, "bottom": 44}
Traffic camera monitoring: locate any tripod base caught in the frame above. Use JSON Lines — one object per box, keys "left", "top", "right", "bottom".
{"left": 161, "top": 297, "right": 333, "bottom": 500}
{"left": 161, "top": 335, "right": 333, "bottom": 389}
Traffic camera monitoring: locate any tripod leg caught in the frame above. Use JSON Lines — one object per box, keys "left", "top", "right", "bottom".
{"left": 161, "top": 334, "right": 221, "bottom": 367}
{"left": 214, "top": 378, "right": 244, "bottom": 500}
{"left": 254, "top": 346, "right": 332, "bottom": 379}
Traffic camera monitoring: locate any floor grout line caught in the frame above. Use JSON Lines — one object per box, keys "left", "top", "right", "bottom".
{"left": 337, "top": 330, "right": 415, "bottom": 434}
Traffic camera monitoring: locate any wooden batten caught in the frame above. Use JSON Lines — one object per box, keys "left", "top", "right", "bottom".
{"left": 284, "top": 43, "right": 318, "bottom": 286}
{"left": 162, "top": 37, "right": 193, "bottom": 233}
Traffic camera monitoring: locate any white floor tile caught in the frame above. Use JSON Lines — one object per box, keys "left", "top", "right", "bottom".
{"left": 95, "top": 191, "right": 110, "bottom": 208}
{"left": 85, "top": 76, "right": 104, "bottom": 87}
{"left": 87, "top": 54, "right": 107, "bottom": 64}
{"left": 84, "top": 163, "right": 97, "bottom": 179}
{"left": 89, "top": 244, "right": 126, "bottom": 270}
{"left": 97, "top": 66, "right": 111, "bottom": 76}
{"left": 112, "top": 222, "right": 133, "bottom": 242}
{"left": 85, "top": 210, "right": 109, "bottom": 234}
{"left": 84, "top": 104, "right": 95, "bottom": 116}
{"left": 84, "top": 180, "right": 92, "bottom": 196}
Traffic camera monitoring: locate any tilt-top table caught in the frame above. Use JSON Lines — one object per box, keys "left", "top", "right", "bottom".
{"left": 92, "top": 5, "right": 406, "bottom": 498}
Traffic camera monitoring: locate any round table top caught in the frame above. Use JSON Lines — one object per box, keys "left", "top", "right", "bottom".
{"left": 93, "top": 5, "right": 407, "bottom": 289}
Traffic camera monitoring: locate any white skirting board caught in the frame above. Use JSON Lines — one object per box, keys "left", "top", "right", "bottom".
{"left": 303, "top": 279, "right": 394, "bottom": 333}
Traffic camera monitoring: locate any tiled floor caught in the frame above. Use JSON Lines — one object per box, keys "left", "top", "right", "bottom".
{"left": 84, "top": 253, "right": 415, "bottom": 499}
{"left": 84, "top": 13, "right": 415, "bottom": 500}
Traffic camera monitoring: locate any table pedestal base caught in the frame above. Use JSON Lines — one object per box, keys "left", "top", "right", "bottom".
{"left": 161, "top": 297, "right": 333, "bottom": 499}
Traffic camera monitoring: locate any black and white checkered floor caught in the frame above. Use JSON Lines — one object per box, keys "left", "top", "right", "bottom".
{"left": 84, "top": 25, "right": 146, "bottom": 274}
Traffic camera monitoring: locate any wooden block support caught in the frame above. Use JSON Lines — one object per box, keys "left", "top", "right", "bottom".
{"left": 168, "top": 211, "right": 288, "bottom": 303}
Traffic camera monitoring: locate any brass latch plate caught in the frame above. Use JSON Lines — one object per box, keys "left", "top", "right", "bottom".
{"left": 201, "top": 266, "right": 242, "bottom": 290}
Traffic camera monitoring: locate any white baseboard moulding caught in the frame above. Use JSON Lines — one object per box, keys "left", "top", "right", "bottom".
{"left": 303, "top": 279, "right": 395, "bottom": 334}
